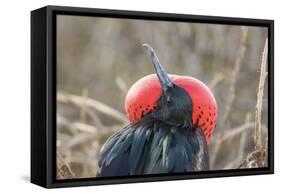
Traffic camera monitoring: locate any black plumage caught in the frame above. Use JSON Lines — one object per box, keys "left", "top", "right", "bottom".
{"left": 97, "top": 117, "right": 209, "bottom": 177}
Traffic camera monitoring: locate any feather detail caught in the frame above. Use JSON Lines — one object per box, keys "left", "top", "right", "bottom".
{"left": 97, "top": 118, "right": 209, "bottom": 177}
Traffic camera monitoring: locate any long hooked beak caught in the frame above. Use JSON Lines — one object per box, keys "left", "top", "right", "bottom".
{"left": 142, "top": 44, "right": 174, "bottom": 91}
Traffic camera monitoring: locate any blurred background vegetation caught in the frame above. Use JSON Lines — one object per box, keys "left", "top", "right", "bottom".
{"left": 56, "top": 15, "right": 268, "bottom": 179}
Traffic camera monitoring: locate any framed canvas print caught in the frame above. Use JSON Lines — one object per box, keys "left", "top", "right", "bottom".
{"left": 31, "top": 5, "right": 274, "bottom": 188}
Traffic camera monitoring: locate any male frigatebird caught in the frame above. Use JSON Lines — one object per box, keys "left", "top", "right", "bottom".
{"left": 97, "top": 44, "right": 217, "bottom": 176}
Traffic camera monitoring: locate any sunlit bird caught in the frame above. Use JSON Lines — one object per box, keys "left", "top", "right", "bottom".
{"left": 97, "top": 44, "right": 217, "bottom": 176}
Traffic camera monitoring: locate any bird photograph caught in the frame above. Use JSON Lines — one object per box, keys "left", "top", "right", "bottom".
{"left": 56, "top": 15, "right": 269, "bottom": 179}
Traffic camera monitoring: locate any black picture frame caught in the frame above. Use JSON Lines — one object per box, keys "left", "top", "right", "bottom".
{"left": 31, "top": 5, "right": 274, "bottom": 188}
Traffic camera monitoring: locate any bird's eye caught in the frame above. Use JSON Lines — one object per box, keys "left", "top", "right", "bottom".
{"left": 166, "top": 95, "right": 171, "bottom": 103}
{"left": 166, "top": 96, "right": 173, "bottom": 106}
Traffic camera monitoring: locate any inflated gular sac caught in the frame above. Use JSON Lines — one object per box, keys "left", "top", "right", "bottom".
{"left": 97, "top": 44, "right": 215, "bottom": 176}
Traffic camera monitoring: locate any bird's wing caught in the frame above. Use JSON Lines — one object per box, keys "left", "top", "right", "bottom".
{"left": 97, "top": 121, "right": 209, "bottom": 177}
{"left": 145, "top": 125, "right": 196, "bottom": 174}
{"left": 97, "top": 120, "right": 153, "bottom": 177}
{"left": 191, "top": 127, "right": 210, "bottom": 171}
{"left": 143, "top": 125, "right": 208, "bottom": 173}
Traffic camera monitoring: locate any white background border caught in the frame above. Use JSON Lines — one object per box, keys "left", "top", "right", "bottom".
{"left": 0, "top": 0, "right": 278, "bottom": 193}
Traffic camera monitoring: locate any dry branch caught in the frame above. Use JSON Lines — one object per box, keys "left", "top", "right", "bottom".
{"left": 223, "top": 113, "right": 251, "bottom": 169}
{"left": 212, "top": 120, "right": 267, "bottom": 168}
{"left": 238, "top": 149, "right": 266, "bottom": 168}
{"left": 238, "top": 39, "right": 268, "bottom": 169}
{"left": 85, "top": 108, "right": 108, "bottom": 131}
{"left": 219, "top": 123, "right": 253, "bottom": 143}
{"left": 59, "top": 133, "right": 97, "bottom": 153}
{"left": 57, "top": 114, "right": 116, "bottom": 152}
{"left": 57, "top": 114, "right": 97, "bottom": 133}
{"left": 220, "top": 27, "right": 248, "bottom": 128}
{"left": 57, "top": 114, "right": 99, "bottom": 152}
{"left": 255, "top": 39, "right": 268, "bottom": 151}
{"left": 78, "top": 88, "right": 107, "bottom": 131}
{"left": 208, "top": 73, "right": 224, "bottom": 90}
{"left": 213, "top": 122, "right": 267, "bottom": 144}
{"left": 236, "top": 113, "right": 251, "bottom": 164}
{"left": 80, "top": 88, "right": 88, "bottom": 122}
{"left": 211, "top": 27, "right": 248, "bottom": 167}
{"left": 115, "top": 76, "right": 128, "bottom": 94}
{"left": 57, "top": 153, "right": 75, "bottom": 179}
{"left": 57, "top": 92, "right": 128, "bottom": 123}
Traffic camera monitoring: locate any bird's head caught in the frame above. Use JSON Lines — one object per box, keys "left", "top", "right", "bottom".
{"left": 142, "top": 44, "right": 193, "bottom": 128}
{"left": 125, "top": 44, "right": 217, "bottom": 143}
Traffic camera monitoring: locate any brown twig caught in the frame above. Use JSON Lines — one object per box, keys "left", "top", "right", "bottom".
{"left": 115, "top": 76, "right": 128, "bottom": 94}
{"left": 208, "top": 73, "right": 224, "bottom": 91}
{"left": 57, "top": 92, "right": 128, "bottom": 123}
{"left": 57, "top": 114, "right": 117, "bottom": 152}
{"left": 85, "top": 108, "right": 108, "bottom": 132}
{"left": 211, "top": 27, "right": 248, "bottom": 167}
{"left": 59, "top": 133, "right": 97, "bottom": 153}
{"left": 238, "top": 148, "right": 266, "bottom": 168}
{"left": 213, "top": 122, "right": 267, "bottom": 144}
{"left": 57, "top": 114, "right": 97, "bottom": 133}
{"left": 218, "top": 123, "right": 253, "bottom": 143}
{"left": 57, "top": 153, "right": 75, "bottom": 179}
{"left": 224, "top": 113, "right": 251, "bottom": 169}
{"left": 220, "top": 27, "right": 248, "bottom": 128}
{"left": 238, "top": 38, "right": 268, "bottom": 169}
{"left": 80, "top": 88, "right": 88, "bottom": 122}
{"left": 255, "top": 39, "right": 268, "bottom": 151}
